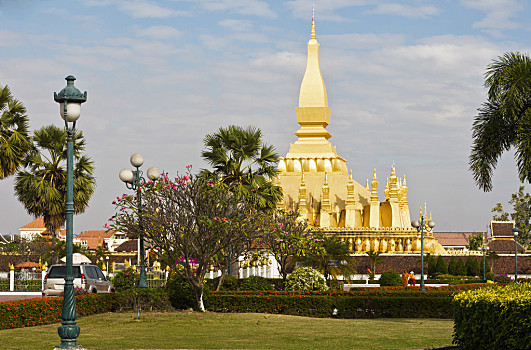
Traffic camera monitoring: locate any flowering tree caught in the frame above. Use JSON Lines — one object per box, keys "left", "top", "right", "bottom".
{"left": 260, "top": 210, "right": 324, "bottom": 282}
{"left": 108, "top": 167, "right": 263, "bottom": 311}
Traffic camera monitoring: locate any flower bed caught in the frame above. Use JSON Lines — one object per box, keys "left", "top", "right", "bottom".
{"left": 452, "top": 282, "right": 531, "bottom": 349}
{"left": 0, "top": 294, "right": 118, "bottom": 329}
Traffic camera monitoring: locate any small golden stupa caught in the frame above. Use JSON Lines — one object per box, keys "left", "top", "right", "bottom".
{"left": 276, "top": 10, "right": 444, "bottom": 255}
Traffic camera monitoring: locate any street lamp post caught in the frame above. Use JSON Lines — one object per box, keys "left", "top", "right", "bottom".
{"left": 512, "top": 227, "right": 519, "bottom": 283}
{"left": 411, "top": 214, "right": 435, "bottom": 292}
{"left": 481, "top": 244, "right": 489, "bottom": 282}
{"left": 54, "top": 75, "right": 86, "bottom": 349}
{"left": 119, "top": 154, "right": 160, "bottom": 288}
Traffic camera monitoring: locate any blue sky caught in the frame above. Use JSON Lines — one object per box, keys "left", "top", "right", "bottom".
{"left": 1, "top": 0, "right": 530, "bottom": 235}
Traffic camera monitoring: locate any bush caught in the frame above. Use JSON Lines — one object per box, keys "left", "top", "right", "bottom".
{"left": 112, "top": 268, "right": 140, "bottom": 291}
{"left": 285, "top": 267, "right": 328, "bottom": 292}
{"left": 448, "top": 257, "right": 457, "bottom": 275}
{"left": 165, "top": 273, "right": 197, "bottom": 310}
{"left": 452, "top": 282, "right": 531, "bottom": 349}
{"left": 378, "top": 270, "right": 403, "bottom": 287}
{"left": 479, "top": 259, "right": 491, "bottom": 278}
{"left": 116, "top": 288, "right": 172, "bottom": 311}
{"left": 493, "top": 274, "right": 513, "bottom": 283}
{"left": 436, "top": 256, "right": 448, "bottom": 275}
{"left": 456, "top": 259, "right": 466, "bottom": 276}
{"left": 240, "top": 276, "right": 272, "bottom": 291}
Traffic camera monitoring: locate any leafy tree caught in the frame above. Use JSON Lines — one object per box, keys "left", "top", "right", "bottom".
{"left": 260, "top": 210, "right": 323, "bottom": 283}
{"left": 466, "top": 232, "right": 484, "bottom": 250}
{"left": 201, "top": 125, "right": 282, "bottom": 212}
{"left": 448, "top": 257, "right": 457, "bottom": 275}
{"left": 469, "top": 52, "right": 531, "bottom": 192}
{"left": 427, "top": 254, "right": 437, "bottom": 278}
{"left": 109, "top": 170, "right": 263, "bottom": 311}
{"left": 456, "top": 258, "right": 466, "bottom": 276}
{"left": 436, "top": 256, "right": 448, "bottom": 275}
{"left": 0, "top": 83, "right": 32, "bottom": 179}
{"left": 14, "top": 125, "right": 95, "bottom": 263}
{"left": 491, "top": 202, "right": 509, "bottom": 221}
{"left": 465, "top": 257, "right": 480, "bottom": 277}
{"left": 491, "top": 186, "right": 531, "bottom": 245}
{"left": 307, "top": 234, "right": 357, "bottom": 283}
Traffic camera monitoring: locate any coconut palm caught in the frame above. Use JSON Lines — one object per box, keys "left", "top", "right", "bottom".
{"left": 308, "top": 234, "right": 357, "bottom": 283}
{"left": 14, "top": 124, "right": 96, "bottom": 244}
{"left": 0, "top": 83, "right": 32, "bottom": 179}
{"left": 470, "top": 52, "right": 531, "bottom": 191}
{"left": 201, "top": 125, "right": 282, "bottom": 211}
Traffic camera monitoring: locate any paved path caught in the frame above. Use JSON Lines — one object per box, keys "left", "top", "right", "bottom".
{"left": 0, "top": 292, "right": 42, "bottom": 303}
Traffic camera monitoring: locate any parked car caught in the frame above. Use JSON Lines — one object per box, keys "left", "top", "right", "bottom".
{"left": 43, "top": 263, "right": 114, "bottom": 296}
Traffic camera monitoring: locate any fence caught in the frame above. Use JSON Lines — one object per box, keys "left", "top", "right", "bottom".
{"left": 0, "top": 270, "right": 44, "bottom": 292}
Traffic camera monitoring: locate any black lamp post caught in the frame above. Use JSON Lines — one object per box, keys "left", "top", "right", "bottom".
{"left": 411, "top": 214, "right": 435, "bottom": 292}
{"left": 119, "top": 154, "right": 160, "bottom": 288}
{"left": 54, "top": 75, "right": 86, "bottom": 349}
{"left": 512, "top": 227, "right": 519, "bottom": 283}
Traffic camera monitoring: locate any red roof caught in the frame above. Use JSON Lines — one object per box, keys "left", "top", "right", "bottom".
{"left": 432, "top": 232, "right": 482, "bottom": 247}
{"left": 74, "top": 230, "right": 115, "bottom": 250}
{"left": 20, "top": 218, "right": 46, "bottom": 230}
{"left": 490, "top": 221, "right": 515, "bottom": 237}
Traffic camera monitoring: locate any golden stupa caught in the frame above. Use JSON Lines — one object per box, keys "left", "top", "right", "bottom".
{"left": 276, "top": 11, "right": 444, "bottom": 255}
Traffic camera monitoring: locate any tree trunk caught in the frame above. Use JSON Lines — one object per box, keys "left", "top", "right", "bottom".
{"left": 194, "top": 285, "right": 205, "bottom": 312}
{"left": 216, "top": 268, "right": 227, "bottom": 292}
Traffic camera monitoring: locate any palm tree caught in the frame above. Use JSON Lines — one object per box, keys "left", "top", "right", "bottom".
{"left": 366, "top": 250, "right": 383, "bottom": 277}
{"left": 308, "top": 234, "right": 357, "bottom": 283}
{"left": 14, "top": 125, "right": 96, "bottom": 262}
{"left": 0, "top": 83, "right": 32, "bottom": 179}
{"left": 201, "top": 125, "right": 282, "bottom": 211}
{"left": 470, "top": 52, "right": 531, "bottom": 191}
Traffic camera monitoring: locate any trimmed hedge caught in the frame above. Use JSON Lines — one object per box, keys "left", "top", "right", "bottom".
{"left": 452, "top": 282, "right": 531, "bottom": 349}
{"left": 206, "top": 292, "right": 453, "bottom": 318}
{"left": 206, "top": 285, "right": 491, "bottom": 319}
{"left": 0, "top": 294, "right": 118, "bottom": 329}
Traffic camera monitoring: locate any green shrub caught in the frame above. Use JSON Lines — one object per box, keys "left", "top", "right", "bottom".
{"left": 240, "top": 276, "right": 272, "bottom": 291}
{"left": 116, "top": 288, "right": 172, "bottom": 311}
{"left": 448, "top": 257, "right": 457, "bottom": 275}
{"left": 166, "top": 273, "right": 200, "bottom": 310}
{"left": 452, "top": 282, "right": 531, "bottom": 349}
{"left": 479, "top": 259, "right": 491, "bottom": 278}
{"left": 456, "top": 258, "right": 466, "bottom": 276}
{"left": 378, "top": 270, "right": 402, "bottom": 286}
{"left": 112, "top": 268, "right": 139, "bottom": 291}
{"left": 285, "top": 267, "right": 328, "bottom": 292}
{"left": 436, "top": 256, "right": 448, "bottom": 275}
{"left": 465, "top": 257, "right": 480, "bottom": 276}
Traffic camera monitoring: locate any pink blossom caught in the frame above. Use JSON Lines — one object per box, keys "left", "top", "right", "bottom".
{"left": 221, "top": 217, "right": 227, "bottom": 222}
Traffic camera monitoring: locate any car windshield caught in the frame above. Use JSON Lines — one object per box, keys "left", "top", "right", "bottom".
{"left": 47, "top": 266, "right": 82, "bottom": 278}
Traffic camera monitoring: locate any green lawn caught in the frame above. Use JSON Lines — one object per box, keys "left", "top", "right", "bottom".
{"left": 0, "top": 311, "right": 455, "bottom": 350}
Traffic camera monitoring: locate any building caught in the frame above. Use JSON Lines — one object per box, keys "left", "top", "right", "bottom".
{"left": 487, "top": 221, "right": 527, "bottom": 254}
{"left": 432, "top": 232, "right": 484, "bottom": 252}
{"left": 73, "top": 230, "right": 128, "bottom": 251}
{"left": 19, "top": 218, "right": 65, "bottom": 241}
{"left": 275, "top": 13, "right": 444, "bottom": 255}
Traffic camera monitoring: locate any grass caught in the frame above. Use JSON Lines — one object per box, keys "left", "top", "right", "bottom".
{"left": 0, "top": 311, "right": 454, "bottom": 350}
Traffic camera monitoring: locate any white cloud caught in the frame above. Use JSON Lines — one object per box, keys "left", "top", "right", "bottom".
{"left": 368, "top": 3, "right": 440, "bottom": 18}
{"left": 86, "top": 0, "right": 189, "bottom": 18}
{"left": 136, "top": 25, "right": 183, "bottom": 40}
{"left": 186, "top": 0, "right": 276, "bottom": 18}
{"left": 460, "top": 0, "right": 525, "bottom": 34}
{"left": 218, "top": 19, "right": 254, "bottom": 32}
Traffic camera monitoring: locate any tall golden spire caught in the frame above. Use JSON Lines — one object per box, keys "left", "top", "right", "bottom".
{"left": 311, "top": 4, "right": 316, "bottom": 40}
{"left": 299, "top": 6, "right": 327, "bottom": 108}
